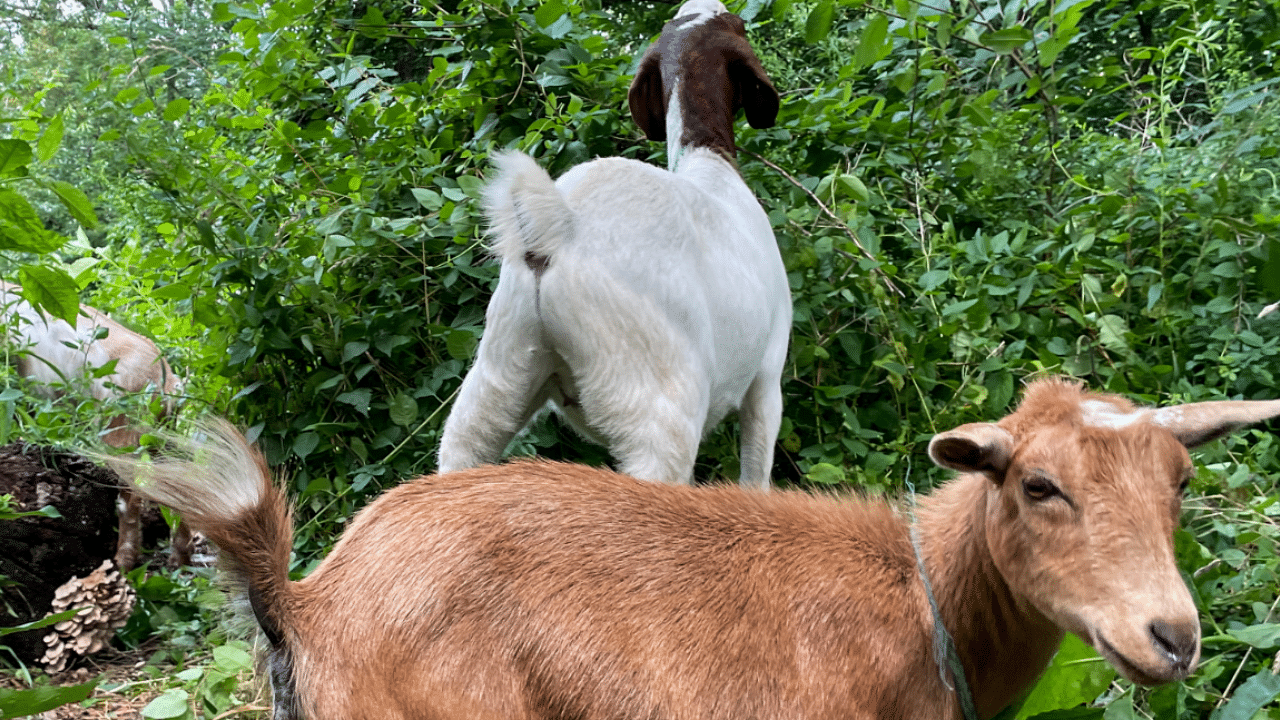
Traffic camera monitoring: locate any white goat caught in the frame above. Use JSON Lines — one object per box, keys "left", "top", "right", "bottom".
{"left": 0, "top": 281, "right": 188, "bottom": 570}
{"left": 438, "top": 0, "right": 791, "bottom": 489}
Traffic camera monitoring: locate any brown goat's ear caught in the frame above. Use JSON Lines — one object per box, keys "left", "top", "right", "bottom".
{"left": 929, "top": 423, "right": 1014, "bottom": 478}
{"left": 628, "top": 43, "right": 667, "bottom": 141}
{"left": 1151, "top": 399, "right": 1280, "bottom": 448}
{"left": 719, "top": 15, "right": 779, "bottom": 129}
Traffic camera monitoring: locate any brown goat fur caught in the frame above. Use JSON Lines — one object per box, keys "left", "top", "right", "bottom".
{"left": 0, "top": 281, "right": 189, "bottom": 570}
{"left": 109, "top": 378, "right": 1280, "bottom": 719}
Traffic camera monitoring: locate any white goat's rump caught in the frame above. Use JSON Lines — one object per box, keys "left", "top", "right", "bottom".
{"left": 438, "top": 0, "right": 790, "bottom": 488}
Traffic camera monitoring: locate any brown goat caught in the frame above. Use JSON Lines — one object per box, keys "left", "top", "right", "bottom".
{"left": 109, "top": 378, "right": 1280, "bottom": 719}
{"left": 0, "top": 281, "right": 189, "bottom": 570}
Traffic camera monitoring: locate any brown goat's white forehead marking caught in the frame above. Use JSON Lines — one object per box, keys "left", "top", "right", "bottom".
{"left": 1149, "top": 406, "right": 1187, "bottom": 429}
{"left": 675, "top": 0, "right": 727, "bottom": 23}
{"left": 1080, "top": 399, "right": 1148, "bottom": 430}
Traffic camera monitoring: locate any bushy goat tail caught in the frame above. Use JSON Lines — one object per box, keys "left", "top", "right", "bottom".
{"left": 485, "top": 150, "right": 574, "bottom": 264}
{"left": 102, "top": 420, "right": 294, "bottom": 650}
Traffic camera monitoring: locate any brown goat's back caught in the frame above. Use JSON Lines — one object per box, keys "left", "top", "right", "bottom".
{"left": 285, "top": 461, "right": 940, "bottom": 719}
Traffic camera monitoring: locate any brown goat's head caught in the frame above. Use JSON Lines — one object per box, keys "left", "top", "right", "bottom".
{"left": 628, "top": 0, "right": 779, "bottom": 153}
{"left": 930, "top": 379, "right": 1278, "bottom": 686}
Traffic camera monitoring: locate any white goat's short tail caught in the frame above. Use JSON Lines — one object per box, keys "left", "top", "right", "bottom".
{"left": 485, "top": 151, "right": 573, "bottom": 263}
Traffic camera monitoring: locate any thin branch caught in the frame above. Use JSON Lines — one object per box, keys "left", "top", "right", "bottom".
{"left": 740, "top": 148, "right": 905, "bottom": 298}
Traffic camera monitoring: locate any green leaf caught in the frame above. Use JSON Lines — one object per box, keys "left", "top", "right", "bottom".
{"left": 1102, "top": 689, "right": 1136, "bottom": 720}
{"left": 0, "top": 139, "right": 33, "bottom": 175}
{"left": 1096, "top": 315, "right": 1130, "bottom": 354}
{"left": 18, "top": 265, "right": 80, "bottom": 324}
{"left": 389, "top": 391, "right": 418, "bottom": 427}
{"left": 1262, "top": 238, "right": 1280, "bottom": 296}
{"left": 805, "top": 462, "right": 846, "bottom": 484}
{"left": 292, "top": 432, "right": 320, "bottom": 459}
{"left": 336, "top": 388, "right": 372, "bottom": 416}
{"left": 772, "top": 0, "right": 793, "bottom": 21}
{"left": 0, "top": 190, "right": 61, "bottom": 252}
{"left": 36, "top": 114, "right": 64, "bottom": 162}
{"left": 0, "top": 504, "right": 63, "bottom": 521}
{"left": 412, "top": 188, "right": 443, "bottom": 212}
{"left": 212, "top": 644, "right": 255, "bottom": 673}
{"left": 1215, "top": 671, "right": 1280, "bottom": 720}
{"left": 804, "top": 0, "right": 834, "bottom": 44}
{"left": 0, "top": 679, "right": 96, "bottom": 719}
{"left": 919, "top": 269, "right": 949, "bottom": 291}
{"left": 163, "top": 97, "right": 191, "bottom": 122}
{"left": 985, "top": 370, "right": 1014, "bottom": 412}
{"left": 140, "top": 688, "right": 189, "bottom": 719}
{"left": 534, "top": 1, "right": 567, "bottom": 28}
{"left": 446, "top": 330, "right": 477, "bottom": 360}
{"left": 980, "top": 27, "right": 1033, "bottom": 54}
{"left": 1015, "top": 634, "right": 1115, "bottom": 718}
{"left": 342, "top": 340, "right": 370, "bottom": 363}
{"left": 855, "top": 13, "right": 889, "bottom": 68}
{"left": 835, "top": 174, "right": 869, "bottom": 202}
{"left": 151, "top": 283, "right": 192, "bottom": 301}
{"left": 1225, "top": 623, "right": 1280, "bottom": 649}
{"left": 48, "top": 181, "right": 99, "bottom": 229}
{"left": 0, "top": 609, "right": 77, "bottom": 637}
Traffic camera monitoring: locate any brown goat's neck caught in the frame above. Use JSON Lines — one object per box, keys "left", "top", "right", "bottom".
{"left": 915, "top": 474, "right": 1064, "bottom": 719}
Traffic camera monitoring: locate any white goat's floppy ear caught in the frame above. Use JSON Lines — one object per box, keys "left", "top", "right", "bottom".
{"left": 629, "top": 43, "right": 667, "bottom": 141}
{"left": 718, "top": 14, "right": 779, "bottom": 129}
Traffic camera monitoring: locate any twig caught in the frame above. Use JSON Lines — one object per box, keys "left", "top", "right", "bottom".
{"left": 740, "top": 148, "right": 904, "bottom": 297}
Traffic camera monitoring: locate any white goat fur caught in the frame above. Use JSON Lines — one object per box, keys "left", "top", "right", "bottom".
{"left": 437, "top": 0, "right": 790, "bottom": 489}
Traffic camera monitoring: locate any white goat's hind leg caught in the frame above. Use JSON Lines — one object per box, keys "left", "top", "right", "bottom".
{"left": 610, "top": 401, "right": 703, "bottom": 485}
{"left": 438, "top": 272, "right": 555, "bottom": 474}
{"left": 737, "top": 374, "right": 782, "bottom": 491}
{"left": 437, "top": 344, "right": 554, "bottom": 473}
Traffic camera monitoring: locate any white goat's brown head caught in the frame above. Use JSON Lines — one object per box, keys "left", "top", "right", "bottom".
{"left": 628, "top": 0, "right": 779, "bottom": 161}
{"left": 929, "top": 379, "right": 1280, "bottom": 686}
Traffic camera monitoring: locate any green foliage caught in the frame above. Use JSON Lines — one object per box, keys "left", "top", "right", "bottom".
{"left": 0, "top": 101, "right": 88, "bottom": 322}
{"left": 0, "top": 678, "right": 97, "bottom": 720}
{"left": 136, "top": 641, "right": 257, "bottom": 720}
{"left": 2, "top": 0, "right": 1280, "bottom": 717}
{"left": 1017, "top": 635, "right": 1116, "bottom": 718}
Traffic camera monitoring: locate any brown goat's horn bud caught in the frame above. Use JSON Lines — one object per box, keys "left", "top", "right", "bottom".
{"left": 1151, "top": 399, "right": 1280, "bottom": 448}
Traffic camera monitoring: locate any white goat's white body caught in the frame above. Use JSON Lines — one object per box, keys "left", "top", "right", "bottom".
{"left": 438, "top": 149, "right": 790, "bottom": 487}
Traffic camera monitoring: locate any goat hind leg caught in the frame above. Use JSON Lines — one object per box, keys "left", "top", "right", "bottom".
{"left": 438, "top": 339, "right": 555, "bottom": 474}
{"left": 589, "top": 376, "right": 704, "bottom": 485}
{"left": 737, "top": 374, "right": 782, "bottom": 491}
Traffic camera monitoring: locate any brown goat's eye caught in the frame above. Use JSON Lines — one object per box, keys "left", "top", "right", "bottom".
{"left": 1022, "top": 476, "right": 1058, "bottom": 502}
{"left": 1178, "top": 477, "right": 1191, "bottom": 494}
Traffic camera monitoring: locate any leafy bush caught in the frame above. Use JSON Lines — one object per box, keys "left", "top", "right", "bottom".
{"left": 2, "top": 0, "right": 1279, "bottom": 716}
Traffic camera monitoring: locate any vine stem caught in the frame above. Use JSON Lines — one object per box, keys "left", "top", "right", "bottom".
{"left": 1215, "top": 592, "right": 1280, "bottom": 708}
{"left": 740, "top": 148, "right": 904, "bottom": 298}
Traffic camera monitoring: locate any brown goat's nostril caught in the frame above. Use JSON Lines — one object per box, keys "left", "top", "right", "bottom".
{"left": 1149, "top": 620, "right": 1199, "bottom": 668}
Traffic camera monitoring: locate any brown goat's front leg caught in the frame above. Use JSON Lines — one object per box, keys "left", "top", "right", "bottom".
{"left": 114, "top": 488, "right": 142, "bottom": 572}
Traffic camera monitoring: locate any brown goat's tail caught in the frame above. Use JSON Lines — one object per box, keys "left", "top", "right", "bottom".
{"left": 102, "top": 421, "right": 299, "bottom": 713}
